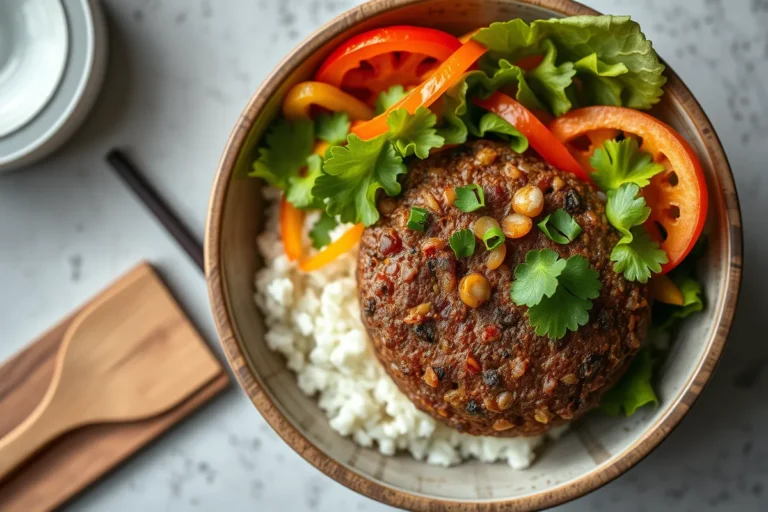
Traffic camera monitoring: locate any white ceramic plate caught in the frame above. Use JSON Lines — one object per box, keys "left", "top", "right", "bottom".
{"left": 0, "top": 0, "right": 69, "bottom": 138}
{"left": 0, "top": 0, "right": 108, "bottom": 172}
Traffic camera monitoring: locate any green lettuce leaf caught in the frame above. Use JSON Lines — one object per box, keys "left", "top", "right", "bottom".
{"left": 526, "top": 39, "right": 576, "bottom": 116}
{"left": 600, "top": 349, "right": 658, "bottom": 416}
{"left": 475, "top": 112, "right": 529, "bottom": 153}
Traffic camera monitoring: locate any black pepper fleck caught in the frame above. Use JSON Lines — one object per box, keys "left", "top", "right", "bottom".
{"left": 433, "top": 366, "right": 446, "bottom": 381}
{"left": 465, "top": 399, "right": 482, "bottom": 414}
{"left": 364, "top": 298, "right": 376, "bottom": 315}
{"left": 564, "top": 189, "right": 583, "bottom": 214}
{"left": 578, "top": 354, "right": 603, "bottom": 379}
{"left": 482, "top": 369, "right": 500, "bottom": 387}
{"left": 413, "top": 322, "right": 435, "bottom": 343}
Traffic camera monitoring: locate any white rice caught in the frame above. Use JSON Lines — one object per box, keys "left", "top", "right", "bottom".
{"left": 254, "top": 189, "right": 565, "bottom": 468}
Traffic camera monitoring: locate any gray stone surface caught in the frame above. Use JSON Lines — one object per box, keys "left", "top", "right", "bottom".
{"left": 0, "top": 0, "right": 765, "bottom": 510}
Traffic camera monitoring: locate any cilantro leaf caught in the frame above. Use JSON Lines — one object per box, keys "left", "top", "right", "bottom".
{"left": 386, "top": 107, "right": 445, "bottom": 159}
{"left": 285, "top": 154, "right": 323, "bottom": 209}
{"left": 482, "top": 225, "right": 505, "bottom": 250}
{"left": 606, "top": 183, "right": 651, "bottom": 241}
{"left": 528, "top": 285, "right": 592, "bottom": 340}
{"left": 611, "top": 227, "right": 668, "bottom": 283}
{"left": 538, "top": 209, "right": 582, "bottom": 244}
{"left": 454, "top": 184, "right": 486, "bottom": 212}
{"left": 605, "top": 183, "right": 667, "bottom": 282}
{"left": 590, "top": 138, "right": 665, "bottom": 191}
{"left": 313, "top": 134, "right": 406, "bottom": 226}
{"left": 558, "top": 255, "right": 602, "bottom": 300}
{"left": 315, "top": 112, "right": 350, "bottom": 145}
{"left": 308, "top": 212, "right": 338, "bottom": 249}
{"left": 510, "top": 249, "right": 566, "bottom": 307}
{"left": 250, "top": 118, "right": 314, "bottom": 189}
{"left": 449, "top": 229, "right": 476, "bottom": 258}
{"left": 526, "top": 40, "right": 577, "bottom": 117}
{"left": 475, "top": 112, "right": 529, "bottom": 153}
{"left": 375, "top": 85, "right": 408, "bottom": 115}
{"left": 600, "top": 348, "right": 658, "bottom": 416}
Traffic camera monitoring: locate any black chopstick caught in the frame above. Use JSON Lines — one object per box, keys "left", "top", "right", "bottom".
{"left": 106, "top": 149, "right": 204, "bottom": 273}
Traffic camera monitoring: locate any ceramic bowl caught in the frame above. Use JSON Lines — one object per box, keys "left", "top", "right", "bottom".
{"left": 205, "top": 0, "right": 742, "bottom": 509}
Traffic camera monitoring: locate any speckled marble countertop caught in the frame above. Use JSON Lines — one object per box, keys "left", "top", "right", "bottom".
{"left": 0, "top": 0, "right": 766, "bottom": 510}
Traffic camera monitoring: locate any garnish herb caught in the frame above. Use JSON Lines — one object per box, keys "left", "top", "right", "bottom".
{"left": 312, "top": 107, "right": 445, "bottom": 226}
{"left": 537, "top": 208, "right": 582, "bottom": 244}
{"left": 511, "top": 249, "right": 601, "bottom": 339}
{"left": 590, "top": 138, "right": 665, "bottom": 191}
{"left": 482, "top": 225, "right": 505, "bottom": 250}
{"left": 308, "top": 212, "right": 339, "bottom": 249}
{"left": 606, "top": 183, "right": 667, "bottom": 282}
{"left": 375, "top": 85, "right": 408, "bottom": 115}
{"left": 285, "top": 154, "right": 324, "bottom": 209}
{"left": 407, "top": 207, "right": 430, "bottom": 232}
{"left": 386, "top": 106, "right": 445, "bottom": 159}
{"left": 313, "top": 133, "right": 406, "bottom": 226}
{"left": 250, "top": 118, "right": 315, "bottom": 198}
{"left": 454, "top": 184, "right": 486, "bottom": 212}
{"left": 449, "top": 229, "right": 476, "bottom": 258}
{"left": 315, "top": 112, "right": 351, "bottom": 146}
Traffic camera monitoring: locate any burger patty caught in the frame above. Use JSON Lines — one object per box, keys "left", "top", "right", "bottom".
{"left": 357, "top": 140, "right": 651, "bottom": 437}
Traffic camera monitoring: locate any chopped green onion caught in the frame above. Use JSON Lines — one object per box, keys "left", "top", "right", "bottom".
{"left": 454, "top": 184, "right": 485, "bottom": 212}
{"left": 538, "top": 209, "right": 583, "bottom": 244}
{"left": 482, "top": 226, "right": 505, "bottom": 250}
{"left": 449, "top": 229, "right": 476, "bottom": 258}
{"left": 407, "top": 207, "right": 430, "bottom": 231}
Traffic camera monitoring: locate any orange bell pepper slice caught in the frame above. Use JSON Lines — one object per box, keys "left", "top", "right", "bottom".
{"left": 649, "top": 274, "right": 684, "bottom": 305}
{"left": 351, "top": 40, "right": 487, "bottom": 140}
{"left": 282, "top": 81, "right": 374, "bottom": 121}
{"left": 279, "top": 196, "right": 305, "bottom": 262}
{"left": 299, "top": 223, "right": 364, "bottom": 272}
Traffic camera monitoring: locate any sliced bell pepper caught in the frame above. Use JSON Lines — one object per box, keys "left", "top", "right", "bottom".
{"left": 474, "top": 92, "right": 590, "bottom": 181}
{"left": 315, "top": 26, "right": 462, "bottom": 104}
{"left": 282, "top": 81, "right": 374, "bottom": 121}
{"left": 549, "top": 106, "right": 708, "bottom": 273}
{"left": 299, "top": 223, "right": 364, "bottom": 272}
{"left": 649, "top": 274, "right": 685, "bottom": 306}
{"left": 279, "top": 196, "right": 305, "bottom": 262}
{"left": 351, "top": 39, "right": 487, "bottom": 140}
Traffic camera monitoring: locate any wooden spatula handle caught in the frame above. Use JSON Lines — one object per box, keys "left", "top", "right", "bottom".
{"left": 0, "top": 397, "right": 70, "bottom": 481}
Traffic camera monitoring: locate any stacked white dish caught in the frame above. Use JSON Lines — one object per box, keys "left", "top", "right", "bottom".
{"left": 0, "top": 0, "right": 108, "bottom": 172}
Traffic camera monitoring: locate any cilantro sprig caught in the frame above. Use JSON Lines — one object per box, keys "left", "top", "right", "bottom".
{"left": 312, "top": 107, "right": 445, "bottom": 226}
{"left": 315, "top": 112, "right": 350, "bottom": 146}
{"left": 590, "top": 138, "right": 665, "bottom": 191}
{"left": 375, "top": 85, "right": 408, "bottom": 115}
{"left": 606, "top": 183, "right": 668, "bottom": 283}
{"left": 511, "top": 249, "right": 602, "bottom": 339}
{"left": 309, "top": 212, "right": 338, "bottom": 249}
{"left": 407, "top": 207, "right": 429, "bottom": 232}
{"left": 538, "top": 209, "right": 582, "bottom": 244}
{"left": 250, "top": 118, "right": 315, "bottom": 191}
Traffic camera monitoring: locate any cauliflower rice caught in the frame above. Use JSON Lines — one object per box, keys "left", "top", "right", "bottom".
{"left": 254, "top": 190, "right": 565, "bottom": 468}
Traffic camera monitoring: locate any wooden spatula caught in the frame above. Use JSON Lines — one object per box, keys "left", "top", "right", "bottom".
{"left": 0, "top": 265, "right": 222, "bottom": 481}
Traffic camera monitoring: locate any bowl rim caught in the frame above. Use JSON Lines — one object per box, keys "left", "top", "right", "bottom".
{"left": 205, "top": 0, "right": 743, "bottom": 509}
